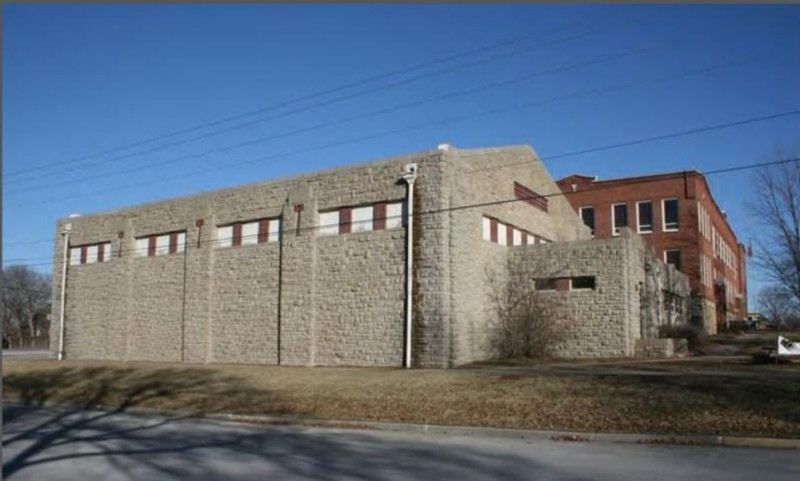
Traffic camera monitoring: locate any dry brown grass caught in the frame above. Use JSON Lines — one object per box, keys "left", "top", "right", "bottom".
{"left": 4, "top": 359, "right": 799, "bottom": 438}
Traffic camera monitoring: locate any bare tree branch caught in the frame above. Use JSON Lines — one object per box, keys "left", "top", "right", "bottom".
{"left": 746, "top": 151, "right": 800, "bottom": 306}
{"left": 2, "top": 265, "right": 52, "bottom": 348}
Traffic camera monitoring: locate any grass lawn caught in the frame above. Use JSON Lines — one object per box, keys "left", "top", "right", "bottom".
{"left": 4, "top": 359, "right": 800, "bottom": 439}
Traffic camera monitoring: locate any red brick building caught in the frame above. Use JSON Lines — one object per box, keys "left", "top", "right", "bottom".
{"left": 555, "top": 171, "right": 747, "bottom": 334}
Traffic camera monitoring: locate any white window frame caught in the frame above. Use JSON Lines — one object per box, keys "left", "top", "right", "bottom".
{"left": 268, "top": 219, "right": 281, "bottom": 243}
{"left": 100, "top": 242, "right": 112, "bottom": 261}
{"left": 611, "top": 203, "right": 628, "bottom": 236}
{"left": 386, "top": 202, "right": 404, "bottom": 229}
{"left": 351, "top": 206, "right": 374, "bottom": 233}
{"left": 512, "top": 228, "right": 522, "bottom": 246}
{"left": 662, "top": 198, "right": 680, "bottom": 232}
{"left": 318, "top": 211, "right": 340, "bottom": 237}
{"left": 526, "top": 233, "right": 535, "bottom": 245}
{"left": 155, "top": 235, "right": 170, "bottom": 256}
{"left": 175, "top": 233, "right": 186, "bottom": 253}
{"left": 482, "top": 217, "right": 491, "bottom": 241}
{"left": 70, "top": 247, "right": 82, "bottom": 265}
{"left": 241, "top": 221, "right": 259, "bottom": 246}
{"left": 497, "top": 223, "right": 508, "bottom": 246}
{"left": 135, "top": 237, "right": 150, "bottom": 256}
{"left": 86, "top": 245, "right": 99, "bottom": 264}
{"left": 216, "top": 226, "right": 234, "bottom": 248}
{"left": 636, "top": 200, "right": 653, "bottom": 234}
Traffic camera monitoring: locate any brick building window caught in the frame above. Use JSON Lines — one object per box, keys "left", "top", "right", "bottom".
{"left": 612, "top": 203, "right": 628, "bottom": 236}
{"left": 216, "top": 218, "right": 280, "bottom": 248}
{"left": 662, "top": 199, "right": 679, "bottom": 232}
{"left": 637, "top": 201, "right": 653, "bottom": 234}
{"left": 579, "top": 206, "right": 595, "bottom": 237}
{"left": 69, "top": 242, "right": 112, "bottom": 266}
{"left": 135, "top": 231, "right": 186, "bottom": 257}
{"left": 318, "top": 201, "right": 404, "bottom": 237}
{"left": 665, "top": 249, "right": 681, "bottom": 271}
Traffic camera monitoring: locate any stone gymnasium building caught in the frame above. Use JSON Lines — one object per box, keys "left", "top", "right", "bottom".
{"left": 50, "top": 145, "right": 689, "bottom": 367}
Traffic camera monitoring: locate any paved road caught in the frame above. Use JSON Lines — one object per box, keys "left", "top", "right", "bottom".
{"left": 3, "top": 406, "right": 798, "bottom": 481}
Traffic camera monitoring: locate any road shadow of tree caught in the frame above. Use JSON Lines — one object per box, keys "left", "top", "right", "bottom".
{"left": 1, "top": 366, "right": 559, "bottom": 481}
{"left": 2, "top": 365, "right": 292, "bottom": 478}
{"left": 3, "top": 402, "right": 568, "bottom": 481}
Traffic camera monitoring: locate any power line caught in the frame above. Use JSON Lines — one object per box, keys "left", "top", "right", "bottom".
{"left": 460, "top": 109, "right": 800, "bottom": 175}
{"left": 5, "top": 104, "right": 798, "bottom": 253}
{"left": 12, "top": 58, "right": 783, "bottom": 209}
{"left": 5, "top": 155, "right": 798, "bottom": 268}
{"left": 4, "top": 14, "right": 596, "bottom": 178}
{"left": 7, "top": 16, "right": 635, "bottom": 183}
{"left": 7, "top": 39, "right": 685, "bottom": 195}
{"left": 3, "top": 239, "right": 55, "bottom": 247}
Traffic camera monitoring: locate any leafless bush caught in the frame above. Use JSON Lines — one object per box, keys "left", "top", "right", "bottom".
{"left": 486, "top": 261, "right": 571, "bottom": 359}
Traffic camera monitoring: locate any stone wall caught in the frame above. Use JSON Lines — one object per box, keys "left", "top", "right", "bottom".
{"left": 51, "top": 149, "right": 429, "bottom": 366}
{"left": 507, "top": 234, "right": 641, "bottom": 358}
{"left": 445, "top": 146, "right": 589, "bottom": 365}
{"left": 502, "top": 229, "right": 690, "bottom": 359}
{"left": 50, "top": 144, "right": 685, "bottom": 367}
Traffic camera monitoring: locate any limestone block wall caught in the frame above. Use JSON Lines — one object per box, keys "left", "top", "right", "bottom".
{"left": 315, "top": 229, "right": 406, "bottom": 366}
{"left": 51, "top": 149, "right": 429, "bottom": 366}
{"left": 445, "top": 146, "right": 590, "bottom": 366}
{"left": 509, "top": 236, "right": 640, "bottom": 358}
{"left": 640, "top": 246, "right": 692, "bottom": 338}
{"left": 62, "top": 262, "right": 127, "bottom": 360}
{"left": 50, "top": 144, "right": 675, "bottom": 367}
{"left": 210, "top": 243, "right": 280, "bottom": 364}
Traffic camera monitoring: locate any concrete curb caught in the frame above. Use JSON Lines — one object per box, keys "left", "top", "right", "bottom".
{"left": 202, "top": 413, "right": 800, "bottom": 450}
{"left": 7, "top": 401, "right": 799, "bottom": 450}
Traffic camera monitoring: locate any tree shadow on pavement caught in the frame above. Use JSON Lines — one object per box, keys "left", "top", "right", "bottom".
{"left": 2, "top": 366, "right": 569, "bottom": 481}
{"left": 3, "top": 404, "right": 573, "bottom": 481}
{"left": 2, "top": 366, "right": 283, "bottom": 479}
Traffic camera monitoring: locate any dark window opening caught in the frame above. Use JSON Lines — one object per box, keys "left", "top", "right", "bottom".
{"left": 580, "top": 207, "right": 595, "bottom": 236}
{"left": 638, "top": 202, "right": 653, "bottom": 233}
{"left": 571, "top": 276, "right": 596, "bottom": 290}
{"left": 665, "top": 250, "right": 682, "bottom": 271}
{"left": 613, "top": 203, "right": 628, "bottom": 235}
{"left": 663, "top": 199, "right": 679, "bottom": 231}
{"left": 535, "top": 278, "right": 557, "bottom": 291}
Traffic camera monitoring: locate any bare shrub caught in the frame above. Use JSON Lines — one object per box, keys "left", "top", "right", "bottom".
{"left": 487, "top": 260, "right": 571, "bottom": 359}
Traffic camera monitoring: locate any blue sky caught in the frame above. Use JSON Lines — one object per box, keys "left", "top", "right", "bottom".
{"left": 3, "top": 5, "right": 800, "bottom": 305}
